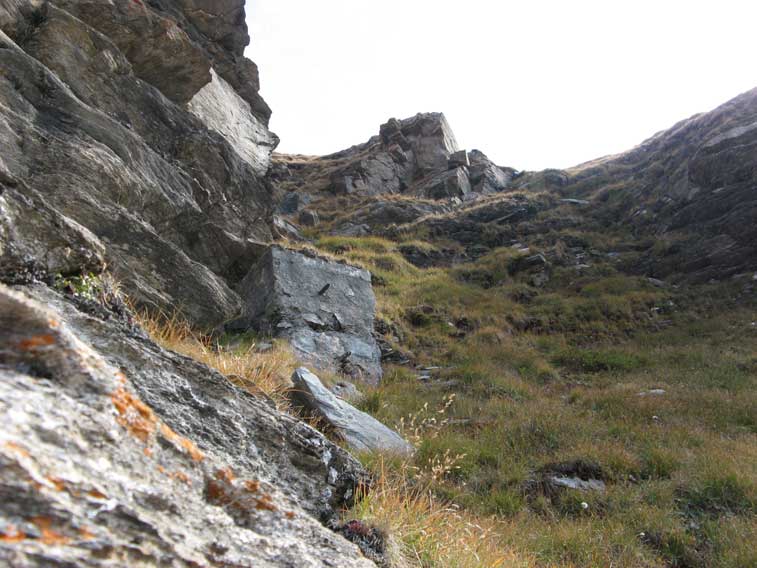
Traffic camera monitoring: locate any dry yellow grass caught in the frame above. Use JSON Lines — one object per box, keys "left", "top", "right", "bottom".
{"left": 136, "top": 311, "right": 296, "bottom": 409}
{"left": 350, "top": 457, "right": 533, "bottom": 568}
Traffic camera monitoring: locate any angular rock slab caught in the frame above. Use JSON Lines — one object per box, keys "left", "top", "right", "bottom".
{"left": 231, "top": 247, "right": 383, "bottom": 383}
{"left": 0, "top": 284, "right": 374, "bottom": 567}
{"left": 188, "top": 68, "right": 278, "bottom": 176}
{"left": 290, "top": 368, "right": 414, "bottom": 456}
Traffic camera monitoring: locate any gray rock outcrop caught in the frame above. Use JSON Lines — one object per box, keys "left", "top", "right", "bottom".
{"left": 290, "top": 368, "right": 414, "bottom": 456}
{"left": 0, "top": 0, "right": 277, "bottom": 328}
{"left": 230, "top": 247, "right": 383, "bottom": 383}
{"left": 0, "top": 283, "right": 374, "bottom": 567}
{"left": 271, "top": 112, "right": 516, "bottom": 208}
{"left": 468, "top": 150, "right": 518, "bottom": 194}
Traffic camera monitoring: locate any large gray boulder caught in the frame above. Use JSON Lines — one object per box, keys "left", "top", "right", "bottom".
{"left": 468, "top": 150, "right": 517, "bottom": 194}
{"left": 290, "top": 368, "right": 414, "bottom": 456}
{"left": 380, "top": 113, "right": 459, "bottom": 175}
{"left": 230, "top": 247, "right": 383, "bottom": 383}
{"left": 0, "top": 283, "right": 374, "bottom": 567}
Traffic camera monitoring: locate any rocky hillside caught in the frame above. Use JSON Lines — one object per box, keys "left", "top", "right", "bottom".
{"left": 517, "top": 88, "right": 757, "bottom": 281}
{"left": 272, "top": 91, "right": 757, "bottom": 282}
{"left": 1, "top": 1, "right": 756, "bottom": 567}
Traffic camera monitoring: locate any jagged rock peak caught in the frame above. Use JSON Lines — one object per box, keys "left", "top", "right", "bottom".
{"left": 378, "top": 112, "right": 459, "bottom": 174}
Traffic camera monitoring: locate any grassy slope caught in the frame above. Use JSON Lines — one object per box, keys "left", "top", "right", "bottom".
{"left": 309, "top": 218, "right": 757, "bottom": 567}
{"left": 137, "top": 198, "right": 756, "bottom": 566}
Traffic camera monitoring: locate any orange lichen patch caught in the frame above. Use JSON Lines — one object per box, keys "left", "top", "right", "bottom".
{"left": 157, "top": 465, "right": 167, "bottom": 475}
{"left": 204, "top": 475, "right": 281, "bottom": 516}
{"left": 17, "top": 334, "right": 56, "bottom": 351}
{"left": 87, "top": 489, "right": 107, "bottom": 500}
{"left": 159, "top": 423, "right": 204, "bottom": 462}
{"left": 30, "top": 517, "right": 70, "bottom": 546}
{"left": 111, "top": 386, "right": 157, "bottom": 443}
{"left": 215, "top": 468, "right": 236, "bottom": 483}
{"left": 255, "top": 493, "right": 277, "bottom": 512}
{"left": 172, "top": 471, "right": 192, "bottom": 485}
{"left": 46, "top": 477, "right": 67, "bottom": 492}
{"left": 205, "top": 478, "right": 233, "bottom": 505}
{"left": 2, "top": 441, "right": 31, "bottom": 459}
{"left": 143, "top": 447, "right": 153, "bottom": 458}
{"left": 0, "top": 524, "right": 26, "bottom": 543}
{"left": 285, "top": 511, "right": 296, "bottom": 520}
{"left": 47, "top": 317, "right": 60, "bottom": 329}
{"left": 78, "top": 526, "right": 96, "bottom": 541}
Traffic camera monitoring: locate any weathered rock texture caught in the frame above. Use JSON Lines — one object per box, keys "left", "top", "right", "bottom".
{"left": 290, "top": 368, "right": 414, "bottom": 455}
{"left": 231, "top": 247, "right": 383, "bottom": 383}
{"left": 0, "top": 0, "right": 277, "bottom": 328}
{"left": 0, "top": 283, "right": 374, "bottom": 566}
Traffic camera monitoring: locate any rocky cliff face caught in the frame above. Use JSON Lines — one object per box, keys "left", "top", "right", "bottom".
{"left": 0, "top": 0, "right": 276, "bottom": 328}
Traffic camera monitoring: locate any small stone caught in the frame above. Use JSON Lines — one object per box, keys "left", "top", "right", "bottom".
{"left": 638, "top": 389, "right": 666, "bottom": 397}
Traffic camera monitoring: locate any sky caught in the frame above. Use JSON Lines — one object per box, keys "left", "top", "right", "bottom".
{"left": 246, "top": 0, "right": 757, "bottom": 171}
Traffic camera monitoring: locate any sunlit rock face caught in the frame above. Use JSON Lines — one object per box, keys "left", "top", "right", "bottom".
{"left": 188, "top": 68, "right": 279, "bottom": 176}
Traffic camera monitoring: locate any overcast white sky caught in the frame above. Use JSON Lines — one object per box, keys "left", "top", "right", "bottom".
{"left": 246, "top": 0, "right": 757, "bottom": 171}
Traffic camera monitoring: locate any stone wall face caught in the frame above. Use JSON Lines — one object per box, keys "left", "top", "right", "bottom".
{"left": 232, "top": 247, "right": 384, "bottom": 383}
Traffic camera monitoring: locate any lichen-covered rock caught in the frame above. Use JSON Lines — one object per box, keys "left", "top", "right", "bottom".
{"left": 230, "top": 247, "right": 383, "bottom": 383}
{"left": 0, "top": 283, "right": 374, "bottom": 567}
